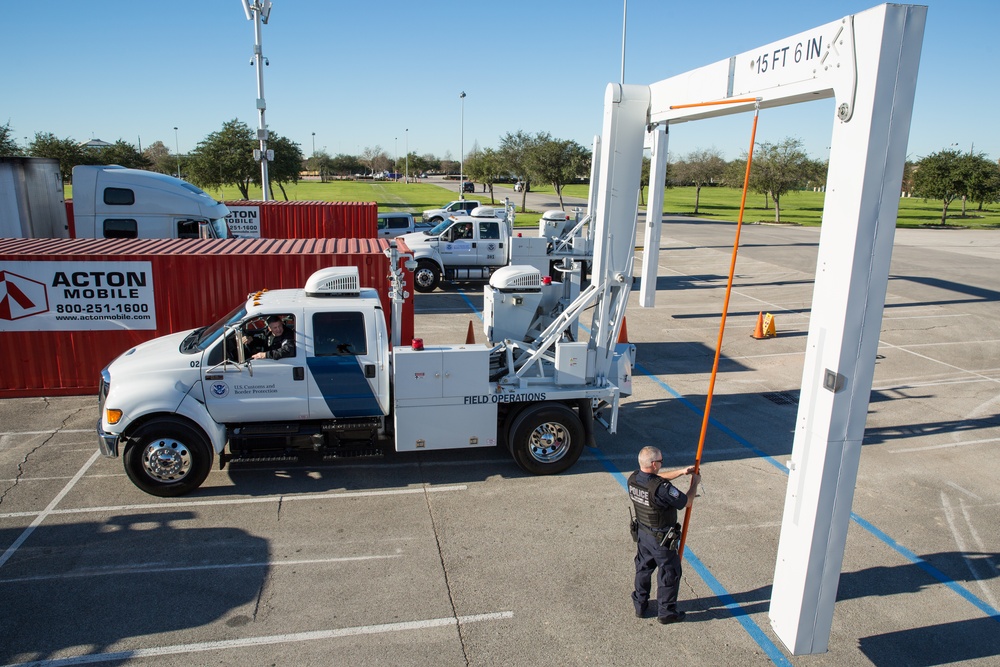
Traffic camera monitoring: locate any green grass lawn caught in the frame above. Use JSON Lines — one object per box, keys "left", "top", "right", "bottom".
{"left": 66, "top": 179, "right": 999, "bottom": 230}
{"left": 530, "top": 183, "right": 1000, "bottom": 228}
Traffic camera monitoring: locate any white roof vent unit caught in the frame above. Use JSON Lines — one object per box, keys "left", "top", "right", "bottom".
{"left": 470, "top": 206, "right": 499, "bottom": 218}
{"left": 489, "top": 265, "right": 542, "bottom": 292}
{"left": 305, "top": 266, "right": 361, "bottom": 297}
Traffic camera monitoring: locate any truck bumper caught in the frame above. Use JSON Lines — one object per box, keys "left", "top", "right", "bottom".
{"left": 97, "top": 419, "right": 120, "bottom": 458}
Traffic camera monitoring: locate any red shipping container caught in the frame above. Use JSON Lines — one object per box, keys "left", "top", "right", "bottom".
{"left": 0, "top": 237, "right": 413, "bottom": 397}
{"left": 224, "top": 201, "right": 376, "bottom": 239}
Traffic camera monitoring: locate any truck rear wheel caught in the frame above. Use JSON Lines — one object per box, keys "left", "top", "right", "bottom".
{"left": 413, "top": 260, "right": 440, "bottom": 293}
{"left": 507, "top": 403, "right": 584, "bottom": 475}
{"left": 123, "top": 418, "right": 213, "bottom": 497}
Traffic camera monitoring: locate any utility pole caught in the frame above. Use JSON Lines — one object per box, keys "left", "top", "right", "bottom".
{"left": 459, "top": 91, "right": 466, "bottom": 200}
{"left": 241, "top": 0, "right": 273, "bottom": 201}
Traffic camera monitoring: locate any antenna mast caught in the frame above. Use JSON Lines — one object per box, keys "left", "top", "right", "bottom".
{"left": 241, "top": 0, "right": 273, "bottom": 201}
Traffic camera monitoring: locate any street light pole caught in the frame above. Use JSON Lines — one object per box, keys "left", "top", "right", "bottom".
{"left": 405, "top": 128, "right": 409, "bottom": 184}
{"left": 311, "top": 132, "right": 315, "bottom": 157}
{"left": 395, "top": 137, "right": 398, "bottom": 180}
{"left": 459, "top": 91, "right": 466, "bottom": 200}
{"left": 173, "top": 126, "right": 180, "bottom": 178}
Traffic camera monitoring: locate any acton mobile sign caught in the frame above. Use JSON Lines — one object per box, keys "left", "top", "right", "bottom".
{"left": 0, "top": 261, "right": 157, "bottom": 331}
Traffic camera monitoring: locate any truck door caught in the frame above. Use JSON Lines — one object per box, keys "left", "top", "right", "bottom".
{"left": 304, "top": 310, "right": 387, "bottom": 418}
{"left": 202, "top": 314, "right": 310, "bottom": 422}
{"left": 475, "top": 220, "right": 503, "bottom": 267}
{"left": 437, "top": 221, "right": 475, "bottom": 264}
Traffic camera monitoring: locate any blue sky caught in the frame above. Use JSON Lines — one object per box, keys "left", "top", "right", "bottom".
{"left": 1, "top": 1, "right": 993, "bottom": 163}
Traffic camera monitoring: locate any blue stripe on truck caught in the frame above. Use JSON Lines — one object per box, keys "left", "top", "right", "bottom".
{"left": 306, "top": 357, "right": 382, "bottom": 417}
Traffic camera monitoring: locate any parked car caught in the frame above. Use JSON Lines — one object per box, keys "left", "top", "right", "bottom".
{"left": 462, "top": 181, "right": 475, "bottom": 193}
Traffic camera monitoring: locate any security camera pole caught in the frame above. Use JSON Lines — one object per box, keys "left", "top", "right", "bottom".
{"left": 241, "top": 0, "right": 273, "bottom": 201}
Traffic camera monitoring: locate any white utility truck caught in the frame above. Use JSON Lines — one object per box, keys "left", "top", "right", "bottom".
{"left": 402, "top": 205, "right": 592, "bottom": 292}
{"left": 71, "top": 165, "right": 232, "bottom": 239}
{"left": 421, "top": 199, "right": 481, "bottom": 223}
{"left": 97, "top": 259, "right": 634, "bottom": 496}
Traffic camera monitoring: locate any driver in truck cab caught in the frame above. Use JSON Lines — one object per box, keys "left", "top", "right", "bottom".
{"left": 243, "top": 314, "right": 296, "bottom": 360}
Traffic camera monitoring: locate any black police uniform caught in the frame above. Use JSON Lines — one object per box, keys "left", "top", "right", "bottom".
{"left": 628, "top": 470, "right": 688, "bottom": 620}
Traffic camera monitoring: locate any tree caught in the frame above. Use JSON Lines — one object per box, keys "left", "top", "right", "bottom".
{"left": 94, "top": 140, "right": 151, "bottom": 170}
{"left": 186, "top": 119, "right": 257, "bottom": 199}
{"left": 527, "top": 134, "right": 590, "bottom": 209}
{"left": 674, "top": 148, "right": 726, "bottom": 215}
{"left": 330, "top": 153, "right": 364, "bottom": 178}
{"left": 1, "top": 122, "right": 23, "bottom": 156}
{"left": 498, "top": 131, "right": 537, "bottom": 212}
{"left": 960, "top": 153, "right": 1000, "bottom": 213}
{"left": 464, "top": 148, "right": 504, "bottom": 203}
{"left": 29, "top": 132, "right": 85, "bottom": 182}
{"left": 360, "top": 145, "right": 390, "bottom": 176}
{"left": 912, "top": 149, "right": 965, "bottom": 224}
{"left": 143, "top": 140, "right": 176, "bottom": 175}
{"left": 748, "top": 138, "right": 816, "bottom": 223}
{"left": 266, "top": 132, "right": 304, "bottom": 200}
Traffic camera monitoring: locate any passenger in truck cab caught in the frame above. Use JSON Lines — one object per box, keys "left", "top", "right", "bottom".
{"left": 243, "top": 314, "right": 295, "bottom": 360}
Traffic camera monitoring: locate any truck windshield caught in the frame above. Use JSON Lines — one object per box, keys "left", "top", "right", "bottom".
{"left": 429, "top": 220, "right": 453, "bottom": 236}
{"left": 210, "top": 217, "right": 233, "bottom": 238}
{"left": 193, "top": 304, "right": 247, "bottom": 351}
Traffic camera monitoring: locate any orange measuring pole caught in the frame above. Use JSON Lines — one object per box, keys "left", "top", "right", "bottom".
{"left": 668, "top": 96, "right": 759, "bottom": 111}
{"left": 678, "top": 101, "right": 761, "bottom": 557}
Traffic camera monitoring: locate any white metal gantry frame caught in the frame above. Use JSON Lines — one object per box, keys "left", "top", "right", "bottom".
{"left": 588, "top": 3, "right": 926, "bottom": 655}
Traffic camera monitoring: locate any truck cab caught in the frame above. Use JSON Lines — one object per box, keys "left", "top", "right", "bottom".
{"left": 71, "top": 165, "right": 232, "bottom": 239}
{"left": 98, "top": 266, "right": 390, "bottom": 496}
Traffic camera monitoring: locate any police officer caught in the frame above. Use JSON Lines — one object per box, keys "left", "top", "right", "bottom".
{"left": 628, "top": 445, "right": 700, "bottom": 623}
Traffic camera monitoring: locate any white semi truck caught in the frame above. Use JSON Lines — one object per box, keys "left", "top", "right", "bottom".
{"left": 0, "top": 158, "right": 232, "bottom": 240}
{"left": 71, "top": 165, "right": 232, "bottom": 239}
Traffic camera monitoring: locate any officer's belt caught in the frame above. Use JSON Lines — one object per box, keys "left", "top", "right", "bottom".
{"left": 637, "top": 522, "right": 670, "bottom": 539}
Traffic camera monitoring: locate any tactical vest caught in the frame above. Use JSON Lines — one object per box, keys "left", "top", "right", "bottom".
{"left": 628, "top": 471, "right": 677, "bottom": 530}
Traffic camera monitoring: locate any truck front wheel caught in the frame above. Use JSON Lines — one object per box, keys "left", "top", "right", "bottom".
{"left": 507, "top": 403, "right": 584, "bottom": 475}
{"left": 413, "top": 260, "right": 440, "bottom": 293}
{"left": 123, "top": 418, "right": 213, "bottom": 497}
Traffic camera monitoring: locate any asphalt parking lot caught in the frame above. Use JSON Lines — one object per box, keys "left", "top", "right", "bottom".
{"left": 1, "top": 219, "right": 998, "bottom": 666}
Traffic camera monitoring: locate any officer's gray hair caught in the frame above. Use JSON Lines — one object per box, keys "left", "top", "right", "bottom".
{"left": 638, "top": 446, "right": 662, "bottom": 468}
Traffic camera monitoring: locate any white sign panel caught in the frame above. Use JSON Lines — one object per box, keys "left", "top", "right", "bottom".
{"left": 226, "top": 206, "right": 261, "bottom": 238}
{"left": 0, "top": 261, "right": 156, "bottom": 331}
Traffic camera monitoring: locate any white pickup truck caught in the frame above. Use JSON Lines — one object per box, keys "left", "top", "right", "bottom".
{"left": 421, "top": 199, "right": 481, "bottom": 224}
{"left": 400, "top": 206, "right": 592, "bottom": 293}
{"left": 376, "top": 212, "right": 433, "bottom": 239}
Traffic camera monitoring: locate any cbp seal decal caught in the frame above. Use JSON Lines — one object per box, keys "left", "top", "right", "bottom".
{"left": 210, "top": 382, "right": 229, "bottom": 398}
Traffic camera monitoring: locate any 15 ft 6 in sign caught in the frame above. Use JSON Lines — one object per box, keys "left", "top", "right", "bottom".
{"left": 0, "top": 261, "right": 157, "bottom": 331}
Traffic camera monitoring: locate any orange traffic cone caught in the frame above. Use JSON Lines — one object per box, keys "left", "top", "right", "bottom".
{"left": 752, "top": 312, "right": 766, "bottom": 339}
{"left": 618, "top": 317, "right": 629, "bottom": 344}
{"left": 465, "top": 320, "right": 476, "bottom": 344}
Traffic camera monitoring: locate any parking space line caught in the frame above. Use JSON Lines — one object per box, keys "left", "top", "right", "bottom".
{"left": 0, "top": 450, "right": 100, "bottom": 570}
{"left": 889, "top": 436, "right": 1000, "bottom": 454}
{"left": 0, "top": 611, "right": 514, "bottom": 667}
{"left": 0, "top": 429, "right": 92, "bottom": 437}
{"left": 0, "top": 555, "right": 402, "bottom": 585}
{"left": 0, "top": 484, "right": 468, "bottom": 520}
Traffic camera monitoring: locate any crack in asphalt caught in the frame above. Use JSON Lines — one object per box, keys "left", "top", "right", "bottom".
{"left": 0, "top": 404, "right": 86, "bottom": 507}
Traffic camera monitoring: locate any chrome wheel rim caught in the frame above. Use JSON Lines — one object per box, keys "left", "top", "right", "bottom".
{"left": 141, "top": 438, "right": 191, "bottom": 482}
{"left": 526, "top": 421, "right": 571, "bottom": 463}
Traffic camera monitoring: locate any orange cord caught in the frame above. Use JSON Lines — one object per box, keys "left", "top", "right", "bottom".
{"left": 669, "top": 97, "right": 760, "bottom": 110}
{"left": 678, "top": 103, "right": 760, "bottom": 557}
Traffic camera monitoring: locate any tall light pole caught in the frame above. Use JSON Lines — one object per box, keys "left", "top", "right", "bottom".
{"left": 173, "top": 126, "right": 180, "bottom": 178}
{"left": 311, "top": 132, "right": 316, "bottom": 157}
{"left": 405, "top": 128, "right": 409, "bottom": 184}
{"left": 394, "top": 136, "right": 398, "bottom": 179}
{"left": 241, "top": 0, "right": 273, "bottom": 201}
{"left": 459, "top": 91, "right": 466, "bottom": 200}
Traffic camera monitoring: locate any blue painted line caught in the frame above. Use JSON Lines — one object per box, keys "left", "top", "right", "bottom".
{"left": 850, "top": 512, "right": 1000, "bottom": 621}
{"left": 631, "top": 365, "right": 1000, "bottom": 624}
{"left": 633, "top": 361, "right": 788, "bottom": 474}
{"left": 594, "top": 447, "right": 792, "bottom": 665}
{"left": 456, "top": 289, "right": 484, "bottom": 322}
